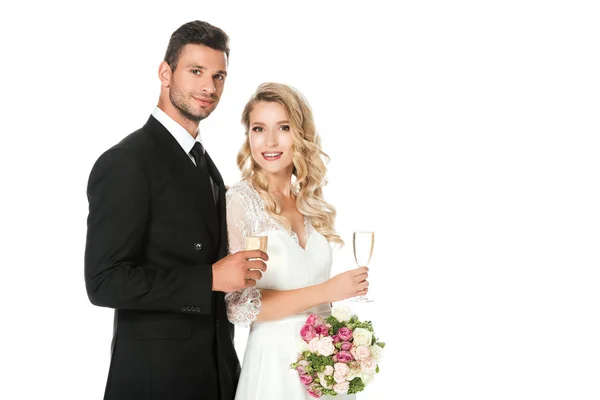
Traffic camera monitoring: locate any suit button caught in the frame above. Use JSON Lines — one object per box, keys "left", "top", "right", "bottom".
{"left": 193, "top": 242, "right": 203, "bottom": 251}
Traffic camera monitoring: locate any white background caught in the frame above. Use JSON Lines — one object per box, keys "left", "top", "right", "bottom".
{"left": 1, "top": 1, "right": 599, "bottom": 399}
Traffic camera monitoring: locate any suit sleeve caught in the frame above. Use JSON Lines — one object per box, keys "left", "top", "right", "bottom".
{"left": 84, "top": 148, "right": 213, "bottom": 314}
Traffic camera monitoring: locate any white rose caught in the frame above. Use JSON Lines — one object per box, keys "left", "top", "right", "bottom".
{"left": 346, "top": 367, "right": 361, "bottom": 381}
{"left": 360, "top": 358, "right": 377, "bottom": 374}
{"left": 317, "top": 337, "right": 335, "bottom": 356}
{"left": 333, "top": 371, "right": 347, "bottom": 383}
{"left": 323, "top": 365, "right": 334, "bottom": 375}
{"left": 333, "top": 381, "right": 350, "bottom": 394}
{"left": 352, "top": 328, "right": 373, "bottom": 346}
{"left": 331, "top": 304, "right": 353, "bottom": 322}
{"left": 308, "top": 337, "right": 319, "bottom": 353}
{"left": 361, "top": 371, "right": 376, "bottom": 385}
{"left": 354, "top": 345, "right": 371, "bottom": 360}
{"left": 334, "top": 362, "right": 349, "bottom": 376}
{"left": 369, "top": 344, "right": 383, "bottom": 362}
{"left": 296, "top": 337, "right": 309, "bottom": 352}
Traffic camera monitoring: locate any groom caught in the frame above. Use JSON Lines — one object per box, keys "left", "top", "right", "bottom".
{"left": 84, "top": 21, "right": 267, "bottom": 400}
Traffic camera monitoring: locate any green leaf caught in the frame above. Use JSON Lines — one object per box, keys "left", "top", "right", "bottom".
{"left": 348, "top": 377, "right": 366, "bottom": 394}
{"left": 353, "top": 320, "right": 375, "bottom": 332}
{"left": 325, "top": 315, "right": 346, "bottom": 335}
{"left": 325, "top": 375, "right": 336, "bottom": 386}
{"left": 305, "top": 352, "right": 335, "bottom": 373}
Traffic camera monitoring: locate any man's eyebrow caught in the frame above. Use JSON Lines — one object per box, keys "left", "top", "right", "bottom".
{"left": 187, "top": 65, "right": 227, "bottom": 76}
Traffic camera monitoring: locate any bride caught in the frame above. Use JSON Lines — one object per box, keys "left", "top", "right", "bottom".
{"left": 225, "top": 82, "right": 369, "bottom": 399}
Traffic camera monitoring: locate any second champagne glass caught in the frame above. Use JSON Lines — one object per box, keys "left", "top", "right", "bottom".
{"left": 350, "top": 230, "right": 375, "bottom": 303}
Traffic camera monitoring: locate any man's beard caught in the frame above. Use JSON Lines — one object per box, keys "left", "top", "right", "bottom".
{"left": 169, "top": 89, "right": 207, "bottom": 123}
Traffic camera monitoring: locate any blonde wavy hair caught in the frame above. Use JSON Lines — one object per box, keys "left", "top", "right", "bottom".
{"left": 237, "top": 82, "right": 343, "bottom": 245}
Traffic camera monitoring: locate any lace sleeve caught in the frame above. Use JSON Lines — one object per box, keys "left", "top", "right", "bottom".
{"left": 225, "top": 185, "right": 262, "bottom": 327}
{"left": 224, "top": 288, "right": 262, "bottom": 328}
{"left": 226, "top": 187, "right": 249, "bottom": 254}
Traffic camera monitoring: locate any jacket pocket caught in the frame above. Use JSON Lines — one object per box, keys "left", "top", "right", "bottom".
{"left": 122, "top": 316, "right": 193, "bottom": 340}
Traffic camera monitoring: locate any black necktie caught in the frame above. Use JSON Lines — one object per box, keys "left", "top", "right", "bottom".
{"left": 190, "top": 142, "right": 217, "bottom": 205}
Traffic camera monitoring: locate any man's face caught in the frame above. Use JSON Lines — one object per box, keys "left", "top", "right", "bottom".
{"left": 168, "top": 44, "right": 228, "bottom": 122}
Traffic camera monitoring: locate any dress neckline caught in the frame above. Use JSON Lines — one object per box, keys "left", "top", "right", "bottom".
{"left": 244, "top": 180, "right": 313, "bottom": 251}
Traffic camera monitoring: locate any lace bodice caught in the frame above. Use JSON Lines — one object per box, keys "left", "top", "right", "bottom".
{"left": 226, "top": 180, "right": 314, "bottom": 253}
{"left": 224, "top": 180, "right": 333, "bottom": 327}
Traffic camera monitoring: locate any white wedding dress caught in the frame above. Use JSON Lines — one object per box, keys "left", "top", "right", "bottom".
{"left": 225, "top": 181, "right": 355, "bottom": 400}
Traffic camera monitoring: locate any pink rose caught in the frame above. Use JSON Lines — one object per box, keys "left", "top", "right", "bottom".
{"left": 308, "top": 337, "right": 320, "bottom": 353}
{"left": 301, "top": 324, "right": 317, "bottom": 342}
{"left": 300, "top": 374, "right": 314, "bottom": 385}
{"left": 315, "top": 324, "right": 329, "bottom": 336}
{"left": 355, "top": 345, "right": 371, "bottom": 360}
{"left": 336, "top": 350, "right": 354, "bottom": 363}
{"left": 332, "top": 354, "right": 338, "bottom": 362}
{"left": 333, "top": 381, "right": 350, "bottom": 394}
{"left": 334, "top": 362, "right": 350, "bottom": 376}
{"left": 337, "top": 327, "right": 353, "bottom": 341}
{"left": 307, "top": 385, "right": 322, "bottom": 398}
{"left": 341, "top": 341, "right": 352, "bottom": 351}
{"left": 316, "top": 337, "right": 335, "bottom": 356}
{"left": 306, "top": 314, "right": 325, "bottom": 326}
{"left": 332, "top": 334, "right": 341, "bottom": 343}
{"left": 315, "top": 315, "right": 325, "bottom": 326}
{"left": 334, "top": 371, "right": 346, "bottom": 383}
{"left": 297, "top": 366, "right": 307, "bottom": 375}
{"left": 360, "top": 358, "right": 377, "bottom": 374}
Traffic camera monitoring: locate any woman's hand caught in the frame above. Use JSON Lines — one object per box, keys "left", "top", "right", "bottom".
{"left": 323, "top": 267, "right": 369, "bottom": 303}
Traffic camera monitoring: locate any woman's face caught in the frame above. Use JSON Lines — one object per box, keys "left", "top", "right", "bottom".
{"left": 248, "top": 101, "right": 295, "bottom": 177}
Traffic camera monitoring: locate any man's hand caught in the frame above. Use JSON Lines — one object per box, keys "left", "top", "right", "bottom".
{"left": 212, "top": 250, "right": 269, "bottom": 292}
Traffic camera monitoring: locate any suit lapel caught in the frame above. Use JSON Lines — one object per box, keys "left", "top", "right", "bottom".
{"left": 144, "top": 116, "right": 220, "bottom": 242}
{"left": 205, "top": 151, "right": 228, "bottom": 258}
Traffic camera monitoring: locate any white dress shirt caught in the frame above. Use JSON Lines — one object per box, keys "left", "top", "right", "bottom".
{"left": 152, "top": 106, "right": 218, "bottom": 203}
{"left": 152, "top": 106, "right": 205, "bottom": 165}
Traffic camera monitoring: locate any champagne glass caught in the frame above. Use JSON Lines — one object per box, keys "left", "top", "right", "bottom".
{"left": 245, "top": 218, "right": 268, "bottom": 252}
{"left": 350, "top": 230, "right": 375, "bottom": 303}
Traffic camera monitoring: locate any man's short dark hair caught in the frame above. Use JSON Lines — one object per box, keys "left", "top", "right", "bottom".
{"left": 164, "top": 20, "right": 230, "bottom": 71}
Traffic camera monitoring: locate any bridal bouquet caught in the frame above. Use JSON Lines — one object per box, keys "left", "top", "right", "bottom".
{"left": 289, "top": 304, "right": 385, "bottom": 398}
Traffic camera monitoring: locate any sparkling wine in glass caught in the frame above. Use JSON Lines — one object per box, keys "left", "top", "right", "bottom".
{"left": 350, "top": 230, "right": 374, "bottom": 303}
{"left": 245, "top": 218, "right": 268, "bottom": 252}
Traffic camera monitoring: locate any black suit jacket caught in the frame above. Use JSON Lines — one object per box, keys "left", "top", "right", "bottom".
{"left": 85, "top": 116, "right": 239, "bottom": 400}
